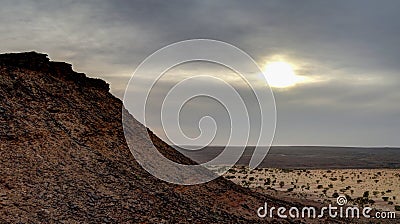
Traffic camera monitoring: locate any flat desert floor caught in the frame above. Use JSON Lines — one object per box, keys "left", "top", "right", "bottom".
{"left": 224, "top": 167, "right": 400, "bottom": 214}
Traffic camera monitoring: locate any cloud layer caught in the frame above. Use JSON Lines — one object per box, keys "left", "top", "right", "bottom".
{"left": 1, "top": 0, "right": 400, "bottom": 146}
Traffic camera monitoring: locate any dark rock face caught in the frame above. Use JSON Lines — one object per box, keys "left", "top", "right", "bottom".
{"left": 0, "top": 52, "right": 361, "bottom": 223}
{"left": 0, "top": 52, "right": 109, "bottom": 92}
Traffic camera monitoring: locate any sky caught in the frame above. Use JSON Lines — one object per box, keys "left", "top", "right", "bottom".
{"left": 1, "top": 0, "right": 400, "bottom": 146}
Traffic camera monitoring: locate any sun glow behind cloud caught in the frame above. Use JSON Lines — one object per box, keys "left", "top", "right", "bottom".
{"left": 263, "top": 61, "right": 309, "bottom": 88}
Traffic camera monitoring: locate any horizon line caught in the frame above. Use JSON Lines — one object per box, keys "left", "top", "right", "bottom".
{"left": 172, "top": 145, "right": 400, "bottom": 148}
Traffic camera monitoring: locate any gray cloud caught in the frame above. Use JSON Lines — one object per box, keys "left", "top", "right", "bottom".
{"left": 1, "top": 0, "right": 400, "bottom": 146}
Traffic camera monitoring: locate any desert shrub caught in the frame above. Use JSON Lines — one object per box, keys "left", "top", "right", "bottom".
{"left": 287, "top": 188, "right": 294, "bottom": 192}
{"left": 241, "top": 181, "right": 250, "bottom": 187}
{"left": 279, "top": 181, "right": 284, "bottom": 188}
{"left": 225, "top": 175, "right": 235, "bottom": 179}
{"left": 332, "top": 192, "right": 339, "bottom": 198}
{"left": 395, "top": 206, "right": 400, "bottom": 211}
{"left": 249, "top": 177, "right": 255, "bottom": 181}
{"left": 328, "top": 184, "right": 333, "bottom": 188}
{"left": 354, "top": 197, "right": 369, "bottom": 205}
{"left": 363, "top": 191, "right": 369, "bottom": 198}
{"left": 330, "top": 177, "right": 338, "bottom": 181}
{"left": 282, "top": 169, "right": 293, "bottom": 173}
{"left": 382, "top": 197, "right": 389, "bottom": 202}
{"left": 388, "top": 201, "right": 393, "bottom": 205}
{"left": 317, "top": 185, "right": 323, "bottom": 189}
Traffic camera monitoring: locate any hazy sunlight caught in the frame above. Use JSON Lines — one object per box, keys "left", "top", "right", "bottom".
{"left": 263, "top": 61, "right": 306, "bottom": 88}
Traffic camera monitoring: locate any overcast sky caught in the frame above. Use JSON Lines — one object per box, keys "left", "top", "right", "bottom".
{"left": 1, "top": 0, "right": 400, "bottom": 146}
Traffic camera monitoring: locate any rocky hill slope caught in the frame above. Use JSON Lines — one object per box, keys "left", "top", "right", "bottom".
{"left": 0, "top": 52, "right": 381, "bottom": 223}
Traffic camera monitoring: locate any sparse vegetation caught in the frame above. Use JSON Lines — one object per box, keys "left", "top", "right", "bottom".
{"left": 223, "top": 167, "right": 399, "bottom": 214}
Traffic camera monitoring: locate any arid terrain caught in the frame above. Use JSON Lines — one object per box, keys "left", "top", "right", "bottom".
{"left": 224, "top": 167, "right": 400, "bottom": 215}
{"left": 178, "top": 146, "right": 400, "bottom": 169}
{"left": 183, "top": 145, "right": 400, "bottom": 216}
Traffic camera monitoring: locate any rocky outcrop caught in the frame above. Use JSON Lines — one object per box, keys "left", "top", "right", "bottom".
{"left": 0, "top": 52, "right": 109, "bottom": 92}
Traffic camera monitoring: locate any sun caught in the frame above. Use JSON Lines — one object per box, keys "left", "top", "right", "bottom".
{"left": 263, "top": 61, "right": 305, "bottom": 88}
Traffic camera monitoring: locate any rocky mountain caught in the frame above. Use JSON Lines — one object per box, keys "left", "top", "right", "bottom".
{"left": 0, "top": 52, "right": 382, "bottom": 223}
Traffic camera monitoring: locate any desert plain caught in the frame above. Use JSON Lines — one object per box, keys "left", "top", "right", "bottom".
{"left": 224, "top": 167, "right": 400, "bottom": 214}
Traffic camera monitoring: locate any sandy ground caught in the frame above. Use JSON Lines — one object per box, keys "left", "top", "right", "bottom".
{"left": 223, "top": 167, "right": 400, "bottom": 214}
